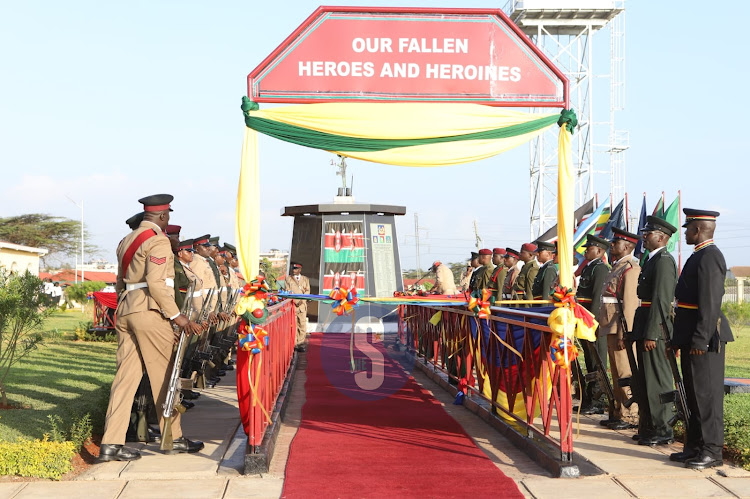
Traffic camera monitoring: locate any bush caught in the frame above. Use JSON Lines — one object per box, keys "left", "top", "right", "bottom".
{"left": 725, "top": 394, "right": 750, "bottom": 470}
{"left": 64, "top": 281, "right": 106, "bottom": 304}
{"left": 722, "top": 302, "right": 750, "bottom": 336}
{"left": 47, "top": 413, "right": 93, "bottom": 451}
{"left": 0, "top": 437, "right": 75, "bottom": 480}
{"left": 0, "top": 270, "right": 49, "bottom": 405}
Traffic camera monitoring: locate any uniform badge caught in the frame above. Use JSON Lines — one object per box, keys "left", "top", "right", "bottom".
{"left": 150, "top": 256, "right": 166, "bottom": 265}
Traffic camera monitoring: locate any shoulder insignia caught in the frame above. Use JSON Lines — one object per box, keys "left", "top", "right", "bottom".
{"left": 150, "top": 255, "right": 167, "bottom": 265}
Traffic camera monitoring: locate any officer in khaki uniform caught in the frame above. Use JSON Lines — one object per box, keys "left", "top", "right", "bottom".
{"left": 531, "top": 241, "right": 558, "bottom": 303}
{"left": 488, "top": 248, "right": 507, "bottom": 301}
{"left": 98, "top": 194, "right": 204, "bottom": 462}
{"left": 193, "top": 235, "right": 220, "bottom": 320}
{"left": 473, "top": 249, "right": 495, "bottom": 292}
{"left": 597, "top": 228, "right": 641, "bottom": 429}
{"left": 513, "top": 243, "right": 539, "bottom": 306}
{"left": 285, "top": 262, "right": 310, "bottom": 351}
{"left": 428, "top": 260, "right": 457, "bottom": 295}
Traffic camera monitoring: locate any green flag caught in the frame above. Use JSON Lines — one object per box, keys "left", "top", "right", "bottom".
{"left": 663, "top": 195, "right": 680, "bottom": 252}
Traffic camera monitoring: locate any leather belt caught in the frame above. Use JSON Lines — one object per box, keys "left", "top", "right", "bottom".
{"left": 677, "top": 301, "right": 698, "bottom": 310}
{"left": 125, "top": 278, "right": 174, "bottom": 291}
{"left": 601, "top": 297, "right": 618, "bottom": 304}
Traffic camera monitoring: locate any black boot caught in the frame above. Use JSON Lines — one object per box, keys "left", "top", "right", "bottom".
{"left": 166, "top": 437, "right": 204, "bottom": 454}
{"left": 97, "top": 444, "right": 141, "bottom": 463}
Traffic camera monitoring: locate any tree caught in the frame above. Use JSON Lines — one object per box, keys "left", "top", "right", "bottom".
{"left": 0, "top": 270, "right": 49, "bottom": 406}
{"left": 0, "top": 214, "right": 99, "bottom": 266}
{"left": 259, "top": 258, "right": 281, "bottom": 290}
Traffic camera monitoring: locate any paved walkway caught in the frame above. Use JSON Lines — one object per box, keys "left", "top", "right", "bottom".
{"left": 3, "top": 350, "right": 750, "bottom": 498}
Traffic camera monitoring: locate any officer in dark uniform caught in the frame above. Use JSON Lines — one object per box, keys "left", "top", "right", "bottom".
{"left": 632, "top": 216, "right": 677, "bottom": 446}
{"left": 489, "top": 248, "right": 507, "bottom": 301}
{"left": 467, "top": 251, "right": 481, "bottom": 292}
{"left": 669, "top": 209, "right": 734, "bottom": 468}
{"left": 576, "top": 234, "right": 611, "bottom": 413}
{"left": 531, "top": 241, "right": 558, "bottom": 303}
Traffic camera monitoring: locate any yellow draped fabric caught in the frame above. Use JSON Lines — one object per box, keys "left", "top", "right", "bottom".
{"left": 237, "top": 102, "right": 574, "bottom": 292}
{"left": 236, "top": 128, "right": 260, "bottom": 282}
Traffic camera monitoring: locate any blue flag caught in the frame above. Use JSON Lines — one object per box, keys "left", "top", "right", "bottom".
{"left": 598, "top": 199, "right": 626, "bottom": 241}
{"left": 634, "top": 195, "right": 648, "bottom": 259}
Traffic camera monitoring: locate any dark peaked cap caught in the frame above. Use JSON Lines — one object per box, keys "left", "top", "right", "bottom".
{"left": 682, "top": 208, "right": 720, "bottom": 227}
{"left": 644, "top": 215, "right": 677, "bottom": 236}
{"left": 583, "top": 234, "right": 611, "bottom": 250}
{"left": 138, "top": 193, "right": 173, "bottom": 212}
{"left": 125, "top": 212, "right": 144, "bottom": 230}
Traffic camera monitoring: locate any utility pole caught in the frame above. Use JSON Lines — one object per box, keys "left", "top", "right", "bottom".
{"left": 415, "top": 213, "right": 421, "bottom": 279}
{"left": 66, "top": 195, "right": 84, "bottom": 285}
{"left": 473, "top": 220, "right": 483, "bottom": 250}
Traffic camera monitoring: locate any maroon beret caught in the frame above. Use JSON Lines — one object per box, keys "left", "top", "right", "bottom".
{"left": 478, "top": 248, "right": 492, "bottom": 256}
{"left": 521, "top": 243, "right": 538, "bottom": 253}
{"left": 493, "top": 248, "right": 506, "bottom": 255}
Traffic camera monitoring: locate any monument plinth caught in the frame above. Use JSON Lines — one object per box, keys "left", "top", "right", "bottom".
{"left": 282, "top": 196, "right": 405, "bottom": 329}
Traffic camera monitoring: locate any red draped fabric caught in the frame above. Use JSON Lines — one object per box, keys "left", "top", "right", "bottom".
{"left": 93, "top": 291, "right": 118, "bottom": 310}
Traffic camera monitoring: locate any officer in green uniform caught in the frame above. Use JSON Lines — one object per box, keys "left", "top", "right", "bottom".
{"left": 173, "top": 239, "right": 194, "bottom": 311}
{"left": 473, "top": 248, "right": 495, "bottom": 292}
{"left": 488, "top": 248, "right": 507, "bottom": 301}
{"left": 576, "top": 234, "right": 611, "bottom": 413}
{"left": 670, "top": 209, "right": 734, "bottom": 467}
{"left": 531, "top": 241, "right": 558, "bottom": 303}
{"left": 513, "top": 243, "right": 539, "bottom": 307}
{"left": 632, "top": 216, "right": 677, "bottom": 446}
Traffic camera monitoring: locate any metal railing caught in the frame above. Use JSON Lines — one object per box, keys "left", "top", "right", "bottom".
{"left": 236, "top": 299, "right": 296, "bottom": 448}
{"left": 399, "top": 304, "right": 574, "bottom": 461}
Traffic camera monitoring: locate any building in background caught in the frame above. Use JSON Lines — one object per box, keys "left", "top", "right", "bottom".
{"left": 0, "top": 241, "right": 48, "bottom": 276}
{"left": 259, "top": 249, "right": 289, "bottom": 269}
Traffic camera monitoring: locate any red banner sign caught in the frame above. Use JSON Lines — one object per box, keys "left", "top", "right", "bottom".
{"left": 248, "top": 7, "right": 567, "bottom": 107}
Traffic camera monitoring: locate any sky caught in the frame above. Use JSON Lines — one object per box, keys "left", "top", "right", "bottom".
{"left": 1, "top": 1, "right": 748, "bottom": 271}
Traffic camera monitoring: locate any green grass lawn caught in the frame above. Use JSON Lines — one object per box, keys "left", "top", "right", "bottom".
{"left": 726, "top": 326, "right": 750, "bottom": 379}
{"left": 0, "top": 310, "right": 116, "bottom": 441}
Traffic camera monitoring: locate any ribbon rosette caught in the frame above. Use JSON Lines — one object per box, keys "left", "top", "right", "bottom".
{"left": 549, "top": 334, "right": 578, "bottom": 367}
{"left": 547, "top": 285, "right": 597, "bottom": 342}
{"left": 468, "top": 288, "right": 495, "bottom": 319}
{"left": 237, "top": 319, "right": 269, "bottom": 354}
{"left": 329, "top": 287, "right": 359, "bottom": 316}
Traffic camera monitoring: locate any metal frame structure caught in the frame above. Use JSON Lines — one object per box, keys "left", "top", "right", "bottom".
{"left": 503, "top": 1, "right": 626, "bottom": 238}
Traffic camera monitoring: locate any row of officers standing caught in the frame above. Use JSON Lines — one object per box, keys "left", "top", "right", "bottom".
{"left": 98, "top": 194, "right": 246, "bottom": 463}
{"left": 450, "top": 209, "right": 733, "bottom": 470}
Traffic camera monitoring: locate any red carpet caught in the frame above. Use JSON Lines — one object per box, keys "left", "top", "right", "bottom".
{"left": 282, "top": 333, "right": 523, "bottom": 498}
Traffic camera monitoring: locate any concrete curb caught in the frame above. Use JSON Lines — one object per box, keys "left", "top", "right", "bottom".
{"left": 411, "top": 353, "right": 603, "bottom": 478}
{"left": 243, "top": 351, "right": 299, "bottom": 474}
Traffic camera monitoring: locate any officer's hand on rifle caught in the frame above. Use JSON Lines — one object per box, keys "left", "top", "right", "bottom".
{"left": 644, "top": 339, "right": 656, "bottom": 351}
{"left": 616, "top": 338, "right": 626, "bottom": 351}
{"left": 219, "top": 312, "right": 231, "bottom": 322}
{"left": 690, "top": 348, "right": 706, "bottom": 356}
{"left": 173, "top": 314, "right": 202, "bottom": 336}
{"left": 208, "top": 312, "right": 218, "bottom": 325}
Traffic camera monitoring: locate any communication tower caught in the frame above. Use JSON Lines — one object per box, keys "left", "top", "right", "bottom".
{"left": 503, "top": 0, "right": 627, "bottom": 237}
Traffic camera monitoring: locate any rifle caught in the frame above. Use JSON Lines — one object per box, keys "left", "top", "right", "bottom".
{"left": 615, "top": 296, "right": 640, "bottom": 409}
{"left": 161, "top": 282, "right": 206, "bottom": 451}
{"left": 656, "top": 303, "right": 690, "bottom": 429}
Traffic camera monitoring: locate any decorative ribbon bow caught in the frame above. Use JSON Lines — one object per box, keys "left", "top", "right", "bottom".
{"left": 329, "top": 287, "right": 359, "bottom": 316}
{"left": 548, "top": 285, "right": 597, "bottom": 342}
{"left": 238, "top": 320, "right": 269, "bottom": 354}
{"left": 468, "top": 288, "right": 495, "bottom": 319}
{"left": 549, "top": 334, "right": 578, "bottom": 367}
